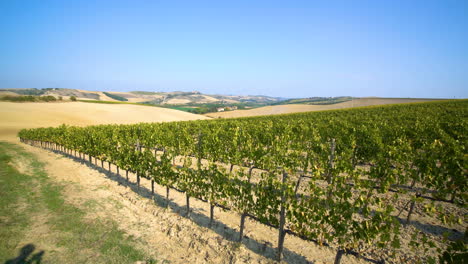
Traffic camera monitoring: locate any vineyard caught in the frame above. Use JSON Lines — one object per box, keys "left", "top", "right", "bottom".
{"left": 18, "top": 100, "right": 467, "bottom": 263}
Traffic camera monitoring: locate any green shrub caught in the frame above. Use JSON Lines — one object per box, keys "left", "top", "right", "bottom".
{"left": 40, "top": 95, "right": 57, "bottom": 102}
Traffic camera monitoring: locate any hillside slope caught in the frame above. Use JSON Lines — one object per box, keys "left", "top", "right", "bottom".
{"left": 0, "top": 102, "right": 209, "bottom": 141}
{"left": 206, "top": 98, "right": 440, "bottom": 118}
{"left": 0, "top": 88, "right": 283, "bottom": 106}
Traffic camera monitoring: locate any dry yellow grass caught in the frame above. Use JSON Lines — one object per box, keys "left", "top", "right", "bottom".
{"left": 165, "top": 98, "right": 191, "bottom": 104}
{"left": 95, "top": 91, "right": 116, "bottom": 101}
{"left": 0, "top": 91, "right": 20, "bottom": 97}
{"left": 111, "top": 91, "right": 157, "bottom": 103}
{"left": 206, "top": 98, "right": 440, "bottom": 118}
{"left": 0, "top": 102, "right": 209, "bottom": 141}
{"left": 200, "top": 95, "right": 219, "bottom": 102}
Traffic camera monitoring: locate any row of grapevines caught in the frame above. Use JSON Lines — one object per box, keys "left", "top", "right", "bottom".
{"left": 19, "top": 100, "right": 467, "bottom": 263}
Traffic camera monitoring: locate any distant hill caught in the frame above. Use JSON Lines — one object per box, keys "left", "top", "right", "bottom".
{"left": 0, "top": 88, "right": 286, "bottom": 114}
{"left": 206, "top": 97, "right": 443, "bottom": 118}
{"left": 0, "top": 88, "right": 100, "bottom": 100}
{"left": 0, "top": 88, "right": 283, "bottom": 106}
{"left": 272, "top": 96, "right": 354, "bottom": 105}
{"left": 1, "top": 88, "right": 442, "bottom": 117}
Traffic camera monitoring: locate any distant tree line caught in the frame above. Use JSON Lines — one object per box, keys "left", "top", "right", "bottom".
{"left": 103, "top": 92, "right": 128, "bottom": 101}
{"left": 165, "top": 102, "right": 253, "bottom": 114}
{"left": 1, "top": 88, "right": 62, "bottom": 96}
{"left": 0, "top": 95, "right": 64, "bottom": 102}
{"left": 271, "top": 96, "right": 353, "bottom": 105}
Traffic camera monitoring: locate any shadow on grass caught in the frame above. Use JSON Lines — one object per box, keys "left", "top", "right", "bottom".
{"left": 4, "top": 244, "right": 44, "bottom": 264}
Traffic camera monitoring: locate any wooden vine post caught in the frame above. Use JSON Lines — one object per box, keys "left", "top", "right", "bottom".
{"left": 327, "top": 138, "right": 336, "bottom": 199}
{"left": 136, "top": 171, "right": 140, "bottom": 190}
{"left": 197, "top": 133, "right": 202, "bottom": 169}
{"left": 239, "top": 213, "right": 247, "bottom": 242}
{"left": 406, "top": 192, "right": 421, "bottom": 225}
{"left": 277, "top": 171, "right": 288, "bottom": 261}
{"left": 187, "top": 133, "right": 203, "bottom": 217}
{"left": 238, "top": 207, "right": 246, "bottom": 241}
{"left": 327, "top": 138, "right": 336, "bottom": 184}
{"left": 334, "top": 249, "right": 345, "bottom": 264}
{"left": 294, "top": 175, "right": 303, "bottom": 194}
{"left": 186, "top": 195, "right": 190, "bottom": 217}
{"left": 209, "top": 203, "right": 215, "bottom": 227}
{"left": 208, "top": 164, "right": 216, "bottom": 227}
{"left": 238, "top": 166, "right": 255, "bottom": 242}
{"left": 152, "top": 148, "right": 157, "bottom": 198}
{"left": 166, "top": 149, "right": 172, "bottom": 209}
{"left": 136, "top": 140, "right": 141, "bottom": 190}
{"left": 399, "top": 177, "right": 418, "bottom": 225}
{"left": 166, "top": 186, "right": 170, "bottom": 208}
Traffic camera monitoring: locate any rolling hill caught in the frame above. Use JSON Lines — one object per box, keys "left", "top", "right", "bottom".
{"left": 0, "top": 102, "right": 209, "bottom": 141}
{"left": 1, "top": 88, "right": 444, "bottom": 118}
{"left": 206, "top": 97, "right": 441, "bottom": 118}
{"left": 0, "top": 88, "right": 283, "bottom": 105}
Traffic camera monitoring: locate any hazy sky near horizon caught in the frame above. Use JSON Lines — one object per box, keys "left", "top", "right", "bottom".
{"left": 1, "top": 0, "right": 467, "bottom": 98}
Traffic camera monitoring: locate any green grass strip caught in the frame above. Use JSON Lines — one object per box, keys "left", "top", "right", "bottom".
{"left": 0, "top": 142, "right": 157, "bottom": 263}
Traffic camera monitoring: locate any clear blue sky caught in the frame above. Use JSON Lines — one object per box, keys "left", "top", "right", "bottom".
{"left": 1, "top": 0, "right": 467, "bottom": 98}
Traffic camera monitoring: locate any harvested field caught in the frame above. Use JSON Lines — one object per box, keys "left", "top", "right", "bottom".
{"left": 0, "top": 102, "right": 209, "bottom": 141}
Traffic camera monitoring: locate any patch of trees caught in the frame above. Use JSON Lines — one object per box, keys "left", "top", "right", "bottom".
{"left": 0, "top": 95, "right": 59, "bottom": 102}
{"left": 0, "top": 88, "right": 63, "bottom": 96}
{"left": 103, "top": 92, "right": 128, "bottom": 101}
{"left": 167, "top": 102, "right": 258, "bottom": 114}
